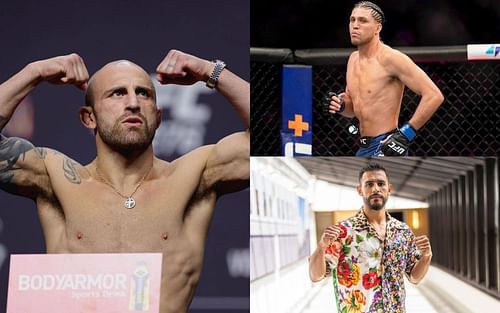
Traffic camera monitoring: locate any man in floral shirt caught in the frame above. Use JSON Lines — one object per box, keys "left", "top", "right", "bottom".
{"left": 309, "top": 163, "right": 432, "bottom": 313}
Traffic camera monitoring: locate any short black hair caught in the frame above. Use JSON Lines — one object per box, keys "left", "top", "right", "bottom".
{"left": 359, "top": 163, "right": 388, "bottom": 181}
{"left": 354, "top": 1, "right": 385, "bottom": 24}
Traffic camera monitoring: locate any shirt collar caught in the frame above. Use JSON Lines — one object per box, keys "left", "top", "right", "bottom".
{"left": 352, "top": 208, "right": 403, "bottom": 241}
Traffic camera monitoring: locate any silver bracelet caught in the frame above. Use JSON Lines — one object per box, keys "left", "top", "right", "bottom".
{"left": 206, "top": 60, "right": 226, "bottom": 89}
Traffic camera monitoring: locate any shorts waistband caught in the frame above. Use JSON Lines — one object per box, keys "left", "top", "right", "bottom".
{"left": 359, "top": 129, "right": 397, "bottom": 148}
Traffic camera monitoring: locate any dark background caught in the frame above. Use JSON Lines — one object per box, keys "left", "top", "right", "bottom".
{"left": 0, "top": 0, "right": 249, "bottom": 311}
{"left": 251, "top": 0, "right": 500, "bottom": 48}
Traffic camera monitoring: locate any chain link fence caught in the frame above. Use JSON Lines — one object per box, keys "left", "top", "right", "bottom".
{"left": 251, "top": 49, "right": 294, "bottom": 156}
{"left": 251, "top": 47, "right": 500, "bottom": 156}
{"left": 251, "top": 62, "right": 282, "bottom": 156}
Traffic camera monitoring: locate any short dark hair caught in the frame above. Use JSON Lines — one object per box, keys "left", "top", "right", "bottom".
{"left": 359, "top": 163, "right": 388, "bottom": 181}
{"left": 354, "top": 1, "right": 385, "bottom": 24}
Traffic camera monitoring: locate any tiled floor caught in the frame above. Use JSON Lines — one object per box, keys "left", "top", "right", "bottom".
{"left": 252, "top": 260, "right": 498, "bottom": 313}
{"left": 300, "top": 278, "right": 450, "bottom": 313}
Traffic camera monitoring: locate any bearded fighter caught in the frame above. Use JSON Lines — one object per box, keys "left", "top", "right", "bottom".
{"left": 309, "top": 163, "right": 432, "bottom": 312}
{"left": 0, "top": 49, "right": 249, "bottom": 313}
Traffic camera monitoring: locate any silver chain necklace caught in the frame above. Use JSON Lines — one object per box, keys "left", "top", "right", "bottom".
{"left": 95, "top": 164, "right": 153, "bottom": 209}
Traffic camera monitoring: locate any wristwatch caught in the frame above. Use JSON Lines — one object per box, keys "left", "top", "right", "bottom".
{"left": 206, "top": 60, "right": 226, "bottom": 89}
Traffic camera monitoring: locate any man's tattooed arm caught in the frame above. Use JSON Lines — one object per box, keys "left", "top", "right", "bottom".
{"left": 0, "top": 135, "right": 36, "bottom": 184}
{"left": 0, "top": 131, "right": 49, "bottom": 198}
{"left": 0, "top": 55, "right": 89, "bottom": 198}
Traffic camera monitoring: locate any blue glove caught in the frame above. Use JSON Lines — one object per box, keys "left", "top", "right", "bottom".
{"left": 381, "top": 123, "right": 417, "bottom": 156}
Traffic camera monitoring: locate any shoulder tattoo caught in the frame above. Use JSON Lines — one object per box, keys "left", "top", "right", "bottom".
{"left": 63, "top": 157, "right": 81, "bottom": 184}
{"left": 34, "top": 147, "right": 47, "bottom": 159}
{"left": 50, "top": 149, "right": 62, "bottom": 156}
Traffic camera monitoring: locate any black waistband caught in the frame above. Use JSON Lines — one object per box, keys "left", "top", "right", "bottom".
{"left": 359, "top": 129, "right": 397, "bottom": 147}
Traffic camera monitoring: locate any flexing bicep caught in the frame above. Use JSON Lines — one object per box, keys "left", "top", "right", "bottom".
{"left": 0, "top": 135, "right": 48, "bottom": 198}
{"left": 204, "top": 131, "right": 249, "bottom": 195}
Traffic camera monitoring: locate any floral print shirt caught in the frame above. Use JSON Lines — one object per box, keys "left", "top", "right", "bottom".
{"left": 324, "top": 210, "right": 420, "bottom": 313}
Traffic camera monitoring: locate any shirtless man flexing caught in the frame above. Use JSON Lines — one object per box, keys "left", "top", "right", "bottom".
{"left": 0, "top": 49, "right": 249, "bottom": 313}
{"left": 327, "top": 1, "right": 444, "bottom": 156}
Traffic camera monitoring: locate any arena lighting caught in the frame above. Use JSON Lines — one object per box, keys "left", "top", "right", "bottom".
{"left": 412, "top": 211, "right": 420, "bottom": 230}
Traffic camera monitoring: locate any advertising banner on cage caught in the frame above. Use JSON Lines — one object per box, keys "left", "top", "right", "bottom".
{"left": 7, "top": 253, "right": 162, "bottom": 313}
{"left": 467, "top": 44, "right": 500, "bottom": 60}
{"left": 281, "top": 65, "right": 313, "bottom": 156}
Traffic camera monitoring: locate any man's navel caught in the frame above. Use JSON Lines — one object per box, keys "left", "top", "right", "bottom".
{"left": 162, "top": 232, "right": 168, "bottom": 241}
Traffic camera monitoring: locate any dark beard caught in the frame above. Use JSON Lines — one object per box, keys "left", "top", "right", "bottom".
{"left": 365, "top": 195, "right": 386, "bottom": 211}
{"left": 97, "top": 113, "right": 156, "bottom": 154}
{"left": 368, "top": 202, "right": 384, "bottom": 211}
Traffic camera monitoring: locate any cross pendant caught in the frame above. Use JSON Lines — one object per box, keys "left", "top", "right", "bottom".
{"left": 124, "top": 197, "right": 136, "bottom": 209}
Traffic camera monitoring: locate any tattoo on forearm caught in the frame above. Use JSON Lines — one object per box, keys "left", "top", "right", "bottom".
{"left": 63, "top": 157, "right": 81, "bottom": 184}
{"left": 34, "top": 147, "right": 47, "bottom": 159}
{"left": 0, "top": 116, "right": 9, "bottom": 130}
{"left": 0, "top": 135, "right": 35, "bottom": 184}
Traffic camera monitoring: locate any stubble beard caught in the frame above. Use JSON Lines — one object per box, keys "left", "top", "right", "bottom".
{"left": 97, "top": 113, "right": 156, "bottom": 154}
